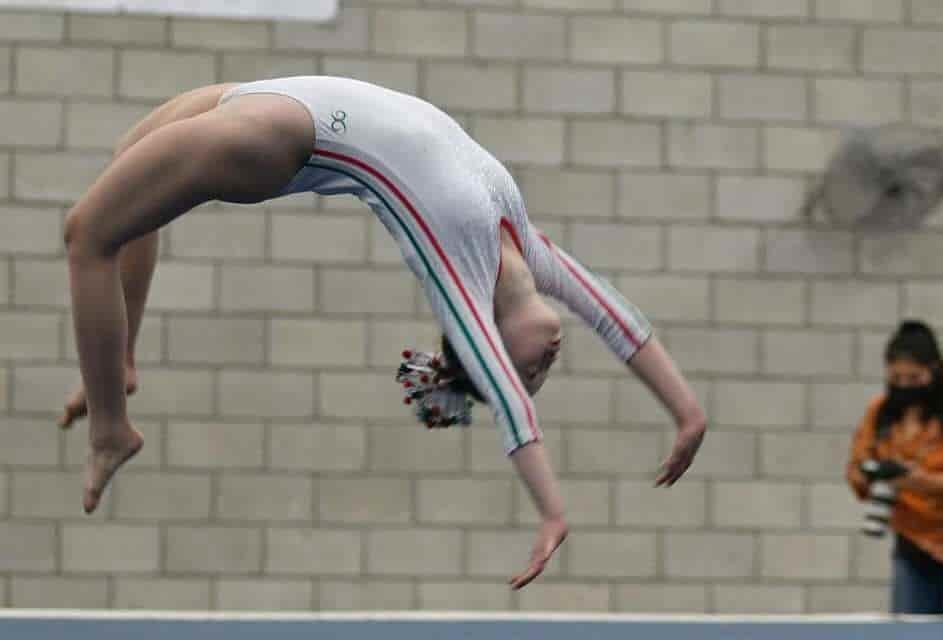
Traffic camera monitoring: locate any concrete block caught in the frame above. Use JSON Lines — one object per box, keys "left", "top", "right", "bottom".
{"left": 418, "top": 581, "right": 511, "bottom": 610}
{"left": 764, "top": 126, "right": 840, "bottom": 172}
{"left": 714, "top": 278, "right": 806, "bottom": 325}
{"left": 321, "top": 373, "right": 407, "bottom": 420}
{"left": 566, "top": 429, "right": 661, "bottom": 474}
{"left": 716, "top": 175, "right": 807, "bottom": 224}
{"left": 469, "top": 426, "right": 562, "bottom": 473}
{"left": 0, "top": 100, "right": 61, "bottom": 147}
{"left": 217, "top": 474, "right": 313, "bottom": 521}
{"left": 16, "top": 47, "right": 112, "bottom": 97}
{"left": 474, "top": 116, "right": 564, "bottom": 166}
{"left": 66, "top": 102, "right": 152, "bottom": 150}
{"left": 671, "top": 21, "right": 760, "bottom": 68}
{"left": 810, "top": 483, "right": 862, "bottom": 530}
{"left": 170, "top": 208, "right": 265, "bottom": 259}
{"left": 112, "top": 471, "right": 211, "bottom": 520}
{"left": 62, "top": 524, "right": 159, "bottom": 573}
{"left": 767, "top": 25, "right": 855, "bottom": 71}
{"left": 665, "top": 327, "right": 759, "bottom": 375}
{"left": 368, "top": 320, "right": 440, "bottom": 368}
{"left": 269, "top": 423, "right": 366, "bottom": 472}
{"left": 374, "top": 9, "right": 466, "bottom": 58}
{"left": 616, "top": 378, "right": 710, "bottom": 426}
{"left": 814, "top": 78, "right": 903, "bottom": 126}
{"left": 862, "top": 29, "right": 941, "bottom": 74}
{"left": 10, "top": 577, "right": 108, "bottom": 609}
{"left": 167, "top": 317, "right": 264, "bottom": 365}
{"left": 0, "top": 312, "right": 58, "bottom": 360}
{"left": 685, "top": 429, "right": 757, "bottom": 478}
{"left": 68, "top": 14, "right": 166, "bottom": 45}
{"left": 318, "top": 476, "right": 411, "bottom": 524}
{"left": 713, "top": 584, "right": 804, "bottom": 614}
{"left": 763, "top": 330, "right": 854, "bottom": 376}
{"left": 171, "top": 17, "right": 268, "bottom": 49}
{"left": 665, "top": 532, "right": 754, "bottom": 578}
{"left": 854, "top": 534, "right": 892, "bottom": 580}
{"left": 220, "top": 53, "right": 316, "bottom": 83}
{"left": 321, "top": 58, "right": 418, "bottom": 96}
{"left": 537, "top": 375, "right": 612, "bottom": 424}
{"left": 219, "top": 370, "right": 314, "bottom": 419}
{"left": 614, "top": 275, "right": 709, "bottom": 324}
{"left": 622, "top": 71, "right": 711, "bottom": 119}
{"left": 810, "top": 281, "right": 898, "bottom": 327}
{"left": 0, "top": 417, "right": 59, "bottom": 467}
{"left": 473, "top": 13, "right": 565, "bottom": 60}
{"left": 114, "top": 578, "right": 211, "bottom": 610}
{"left": 520, "top": 169, "right": 615, "bottom": 219}
{"left": 518, "top": 583, "right": 611, "bottom": 612}
{"left": 267, "top": 528, "right": 361, "bottom": 575}
{"left": 167, "top": 421, "right": 265, "bottom": 469}
{"left": 910, "top": 81, "right": 943, "bottom": 128}
{"left": 571, "top": 17, "right": 663, "bottom": 64}
{"left": 272, "top": 213, "right": 367, "bottom": 264}
{"left": 367, "top": 528, "right": 461, "bottom": 576}
{"left": 669, "top": 226, "right": 760, "bottom": 273}
{"left": 424, "top": 62, "right": 516, "bottom": 112}
{"left": 368, "top": 426, "right": 464, "bottom": 472}
{"left": 119, "top": 50, "right": 215, "bottom": 100}
{"left": 815, "top": 0, "right": 903, "bottom": 22}
{"left": 712, "top": 481, "right": 803, "bottom": 528}
{"left": 129, "top": 367, "right": 214, "bottom": 415}
{"left": 570, "top": 120, "right": 661, "bottom": 168}
{"left": 320, "top": 268, "right": 412, "bottom": 313}
{"left": 220, "top": 265, "right": 314, "bottom": 312}
{"left": 273, "top": 8, "right": 367, "bottom": 52}
{"left": 0, "top": 522, "right": 56, "bottom": 571}
{"left": 810, "top": 382, "right": 879, "bottom": 431}
{"left": 145, "top": 262, "right": 214, "bottom": 311}
{"left": 524, "top": 0, "right": 613, "bottom": 10}
{"left": 669, "top": 123, "right": 758, "bottom": 170}
{"left": 564, "top": 324, "right": 632, "bottom": 375}
{"left": 619, "top": 172, "right": 710, "bottom": 220}
{"left": 318, "top": 580, "right": 414, "bottom": 611}
{"left": 0, "top": 11, "right": 64, "bottom": 41}
{"left": 616, "top": 480, "right": 707, "bottom": 527}
{"left": 765, "top": 229, "right": 854, "bottom": 275}
{"left": 217, "top": 579, "right": 313, "bottom": 611}
{"left": 466, "top": 530, "right": 560, "bottom": 578}
{"left": 713, "top": 380, "right": 805, "bottom": 428}
{"left": 718, "top": 0, "right": 808, "bottom": 18}
{"left": 621, "top": 0, "right": 712, "bottom": 13}
{"left": 719, "top": 74, "right": 807, "bottom": 122}
{"left": 11, "top": 366, "right": 73, "bottom": 415}
{"left": 0, "top": 206, "right": 62, "bottom": 255}
{"left": 12, "top": 471, "right": 83, "bottom": 519}
{"left": 808, "top": 585, "right": 888, "bottom": 613}
{"left": 858, "top": 331, "right": 887, "bottom": 378}
{"left": 269, "top": 318, "right": 367, "bottom": 367}
{"left": 615, "top": 583, "right": 708, "bottom": 613}
{"left": 14, "top": 151, "right": 110, "bottom": 203}
{"left": 418, "top": 477, "right": 512, "bottom": 525}
{"left": 570, "top": 223, "right": 662, "bottom": 270}
{"left": 569, "top": 532, "right": 657, "bottom": 578}
{"left": 761, "top": 433, "right": 850, "bottom": 478}
{"left": 166, "top": 526, "right": 261, "bottom": 574}
{"left": 861, "top": 232, "right": 943, "bottom": 276}
{"left": 762, "top": 534, "right": 849, "bottom": 580}
{"left": 0, "top": 152, "right": 9, "bottom": 198}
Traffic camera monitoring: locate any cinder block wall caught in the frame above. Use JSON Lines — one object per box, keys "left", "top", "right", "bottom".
{"left": 1, "top": 0, "right": 940, "bottom": 614}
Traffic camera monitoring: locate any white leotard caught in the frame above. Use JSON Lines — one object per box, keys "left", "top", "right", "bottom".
{"left": 220, "top": 76, "right": 652, "bottom": 453}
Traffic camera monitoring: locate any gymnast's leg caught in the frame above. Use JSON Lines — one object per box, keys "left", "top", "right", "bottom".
{"left": 59, "top": 84, "right": 238, "bottom": 428}
{"left": 64, "top": 94, "right": 313, "bottom": 512}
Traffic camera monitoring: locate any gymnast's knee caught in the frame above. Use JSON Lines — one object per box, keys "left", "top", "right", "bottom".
{"left": 64, "top": 209, "right": 118, "bottom": 262}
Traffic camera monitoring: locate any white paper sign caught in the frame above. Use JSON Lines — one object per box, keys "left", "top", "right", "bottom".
{"left": 0, "top": 0, "right": 338, "bottom": 21}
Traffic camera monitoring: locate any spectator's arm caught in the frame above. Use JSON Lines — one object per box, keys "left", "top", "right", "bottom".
{"left": 846, "top": 397, "right": 882, "bottom": 500}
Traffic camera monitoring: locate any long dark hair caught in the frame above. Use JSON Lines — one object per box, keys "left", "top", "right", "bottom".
{"left": 441, "top": 335, "right": 486, "bottom": 403}
{"left": 876, "top": 320, "right": 943, "bottom": 438}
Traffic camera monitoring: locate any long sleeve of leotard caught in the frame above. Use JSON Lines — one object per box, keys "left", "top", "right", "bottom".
{"left": 520, "top": 222, "right": 653, "bottom": 363}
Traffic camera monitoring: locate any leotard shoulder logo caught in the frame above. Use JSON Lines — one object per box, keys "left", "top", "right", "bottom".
{"left": 330, "top": 110, "right": 348, "bottom": 134}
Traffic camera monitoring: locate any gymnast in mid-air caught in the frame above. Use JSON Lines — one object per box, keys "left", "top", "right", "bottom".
{"left": 60, "top": 76, "right": 706, "bottom": 589}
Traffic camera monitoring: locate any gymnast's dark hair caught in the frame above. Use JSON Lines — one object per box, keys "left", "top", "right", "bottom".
{"left": 441, "top": 335, "right": 486, "bottom": 403}
{"left": 876, "top": 320, "right": 943, "bottom": 438}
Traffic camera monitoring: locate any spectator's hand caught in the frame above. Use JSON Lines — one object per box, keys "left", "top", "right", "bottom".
{"left": 656, "top": 422, "right": 705, "bottom": 487}
{"left": 509, "top": 516, "right": 567, "bottom": 590}
{"left": 847, "top": 466, "right": 870, "bottom": 499}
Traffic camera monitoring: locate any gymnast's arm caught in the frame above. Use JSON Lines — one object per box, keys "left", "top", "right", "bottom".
{"left": 523, "top": 225, "right": 707, "bottom": 485}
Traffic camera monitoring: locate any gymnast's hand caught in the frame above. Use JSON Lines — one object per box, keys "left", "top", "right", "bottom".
{"left": 656, "top": 421, "right": 705, "bottom": 487}
{"left": 509, "top": 515, "right": 567, "bottom": 590}
{"left": 58, "top": 367, "right": 138, "bottom": 429}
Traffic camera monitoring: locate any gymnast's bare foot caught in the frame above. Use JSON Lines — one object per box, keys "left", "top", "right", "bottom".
{"left": 59, "top": 366, "right": 138, "bottom": 430}
{"left": 83, "top": 425, "right": 143, "bottom": 514}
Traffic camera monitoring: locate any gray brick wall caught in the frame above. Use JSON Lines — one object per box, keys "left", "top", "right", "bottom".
{"left": 1, "top": 0, "right": 938, "bottom": 615}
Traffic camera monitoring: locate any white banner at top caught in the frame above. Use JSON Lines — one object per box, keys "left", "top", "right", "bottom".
{"left": 0, "top": 0, "right": 338, "bottom": 21}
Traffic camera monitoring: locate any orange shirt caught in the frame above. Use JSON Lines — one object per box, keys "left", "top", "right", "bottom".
{"left": 847, "top": 394, "right": 943, "bottom": 563}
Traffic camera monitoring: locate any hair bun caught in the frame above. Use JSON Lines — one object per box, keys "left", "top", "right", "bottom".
{"left": 395, "top": 349, "right": 473, "bottom": 429}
